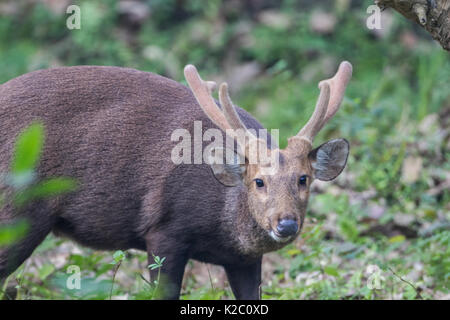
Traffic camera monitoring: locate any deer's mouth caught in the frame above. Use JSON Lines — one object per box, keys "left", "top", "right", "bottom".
{"left": 269, "top": 230, "right": 293, "bottom": 243}
{"left": 268, "top": 218, "right": 299, "bottom": 243}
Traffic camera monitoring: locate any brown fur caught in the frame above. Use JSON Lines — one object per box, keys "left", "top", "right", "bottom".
{"left": 0, "top": 66, "right": 348, "bottom": 299}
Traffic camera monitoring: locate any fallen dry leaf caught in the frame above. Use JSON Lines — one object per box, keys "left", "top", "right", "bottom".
{"left": 401, "top": 156, "right": 423, "bottom": 184}
{"left": 310, "top": 10, "right": 337, "bottom": 34}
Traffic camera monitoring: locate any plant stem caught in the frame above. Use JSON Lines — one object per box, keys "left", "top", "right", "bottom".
{"left": 109, "top": 261, "right": 122, "bottom": 300}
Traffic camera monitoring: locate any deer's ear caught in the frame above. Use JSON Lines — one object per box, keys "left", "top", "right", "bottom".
{"left": 308, "top": 138, "right": 349, "bottom": 181}
{"left": 207, "top": 147, "right": 246, "bottom": 187}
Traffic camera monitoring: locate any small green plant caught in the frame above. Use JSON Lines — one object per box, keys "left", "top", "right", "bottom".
{"left": 147, "top": 254, "right": 166, "bottom": 299}
{"left": 109, "top": 250, "right": 126, "bottom": 299}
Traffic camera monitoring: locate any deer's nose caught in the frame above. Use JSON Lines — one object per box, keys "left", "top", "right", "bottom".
{"left": 276, "top": 219, "right": 298, "bottom": 237}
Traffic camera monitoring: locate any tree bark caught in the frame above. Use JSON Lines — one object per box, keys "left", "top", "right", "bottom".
{"left": 375, "top": 0, "right": 450, "bottom": 51}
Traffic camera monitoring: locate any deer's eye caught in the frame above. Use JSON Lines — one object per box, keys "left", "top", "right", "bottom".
{"left": 299, "top": 175, "right": 308, "bottom": 186}
{"left": 255, "top": 179, "right": 264, "bottom": 188}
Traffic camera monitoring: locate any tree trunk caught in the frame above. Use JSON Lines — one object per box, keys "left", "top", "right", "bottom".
{"left": 375, "top": 0, "right": 450, "bottom": 51}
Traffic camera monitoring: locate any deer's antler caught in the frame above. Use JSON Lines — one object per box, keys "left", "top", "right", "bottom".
{"left": 184, "top": 65, "right": 267, "bottom": 161}
{"left": 296, "top": 61, "right": 352, "bottom": 144}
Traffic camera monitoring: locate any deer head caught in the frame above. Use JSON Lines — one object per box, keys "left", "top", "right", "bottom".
{"left": 184, "top": 61, "right": 352, "bottom": 243}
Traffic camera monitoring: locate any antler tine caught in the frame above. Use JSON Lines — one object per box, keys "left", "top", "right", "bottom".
{"left": 317, "top": 61, "right": 352, "bottom": 131}
{"left": 218, "top": 83, "right": 251, "bottom": 133}
{"left": 219, "top": 83, "right": 266, "bottom": 158}
{"left": 297, "top": 82, "right": 331, "bottom": 143}
{"left": 185, "top": 64, "right": 270, "bottom": 162}
{"left": 296, "top": 61, "right": 352, "bottom": 144}
{"left": 184, "top": 64, "right": 232, "bottom": 131}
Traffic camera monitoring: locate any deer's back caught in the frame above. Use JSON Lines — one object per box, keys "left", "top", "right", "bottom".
{"left": 0, "top": 66, "right": 264, "bottom": 251}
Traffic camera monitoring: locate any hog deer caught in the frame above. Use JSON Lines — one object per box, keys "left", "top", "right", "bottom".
{"left": 0, "top": 61, "right": 352, "bottom": 299}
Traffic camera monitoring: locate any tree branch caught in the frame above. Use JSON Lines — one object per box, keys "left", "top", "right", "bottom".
{"left": 375, "top": 0, "right": 450, "bottom": 51}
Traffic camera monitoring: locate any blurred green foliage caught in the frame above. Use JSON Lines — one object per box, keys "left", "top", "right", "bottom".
{"left": 0, "top": 123, "right": 77, "bottom": 247}
{"left": 0, "top": 123, "right": 77, "bottom": 298}
{"left": 0, "top": 0, "right": 448, "bottom": 299}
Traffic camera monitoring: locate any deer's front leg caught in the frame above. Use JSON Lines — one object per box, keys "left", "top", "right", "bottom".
{"left": 224, "top": 257, "right": 262, "bottom": 300}
{"left": 145, "top": 233, "right": 188, "bottom": 300}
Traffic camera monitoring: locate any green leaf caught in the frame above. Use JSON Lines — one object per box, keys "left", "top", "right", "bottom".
{"left": 338, "top": 217, "right": 359, "bottom": 241}
{"left": 11, "top": 123, "right": 45, "bottom": 174}
{"left": 0, "top": 220, "right": 29, "bottom": 247}
{"left": 14, "top": 177, "right": 78, "bottom": 207}
{"left": 324, "top": 266, "right": 340, "bottom": 277}
{"left": 38, "top": 264, "right": 55, "bottom": 281}
{"left": 286, "top": 248, "right": 301, "bottom": 256}
{"left": 389, "top": 235, "right": 406, "bottom": 243}
{"left": 112, "top": 250, "right": 125, "bottom": 263}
